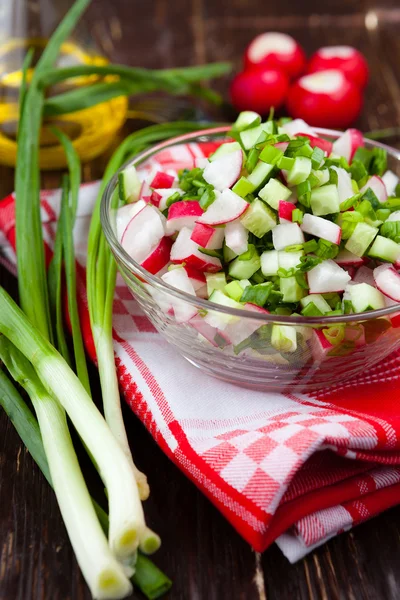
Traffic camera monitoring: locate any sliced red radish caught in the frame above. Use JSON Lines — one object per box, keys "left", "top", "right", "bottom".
{"left": 286, "top": 70, "right": 362, "bottom": 129}
{"left": 161, "top": 268, "right": 198, "bottom": 323}
{"left": 373, "top": 264, "right": 400, "bottom": 302}
{"left": 182, "top": 265, "right": 206, "bottom": 291}
{"left": 225, "top": 220, "right": 248, "bottom": 255}
{"left": 203, "top": 150, "right": 243, "bottom": 191}
{"left": 116, "top": 199, "right": 147, "bottom": 242}
{"left": 274, "top": 141, "right": 289, "bottom": 152}
{"left": 334, "top": 249, "right": 364, "bottom": 267}
{"left": 281, "top": 118, "right": 317, "bottom": 138}
{"left": 244, "top": 32, "right": 306, "bottom": 79}
{"left": 331, "top": 128, "right": 364, "bottom": 162}
{"left": 301, "top": 213, "right": 342, "bottom": 244}
{"left": 190, "top": 222, "right": 225, "bottom": 250}
{"left": 331, "top": 166, "right": 354, "bottom": 203}
{"left": 197, "top": 189, "right": 249, "bottom": 226}
{"left": 308, "top": 259, "right": 351, "bottom": 293}
{"left": 353, "top": 265, "right": 375, "bottom": 286}
{"left": 272, "top": 222, "right": 304, "bottom": 250}
{"left": 150, "top": 171, "right": 175, "bottom": 189}
{"left": 278, "top": 201, "right": 296, "bottom": 223}
{"left": 311, "top": 329, "right": 336, "bottom": 360}
{"left": 382, "top": 170, "right": 399, "bottom": 197}
{"left": 121, "top": 204, "right": 165, "bottom": 265}
{"left": 149, "top": 190, "right": 161, "bottom": 208}
{"left": 229, "top": 68, "right": 289, "bottom": 115}
{"left": 194, "top": 157, "right": 209, "bottom": 169}
{"left": 141, "top": 236, "right": 172, "bottom": 274}
{"left": 224, "top": 303, "right": 269, "bottom": 346}
{"left": 166, "top": 201, "right": 204, "bottom": 234}
{"left": 150, "top": 188, "right": 184, "bottom": 211}
{"left": 307, "top": 46, "right": 369, "bottom": 89}
{"left": 296, "top": 132, "right": 333, "bottom": 155}
{"left": 139, "top": 180, "right": 151, "bottom": 202}
{"left": 360, "top": 175, "right": 388, "bottom": 203}
{"left": 170, "top": 227, "right": 222, "bottom": 273}
{"left": 190, "top": 315, "right": 219, "bottom": 346}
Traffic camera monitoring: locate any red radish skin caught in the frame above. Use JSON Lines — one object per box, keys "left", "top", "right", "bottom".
{"left": 190, "top": 223, "right": 225, "bottom": 250}
{"left": 183, "top": 266, "right": 206, "bottom": 290}
{"left": 121, "top": 204, "right": 165, "bottom": 265}
{"left": 141, "top": 237, "right": 172, "bottom": 275}
{"left": 374, "top": 264, "right": 400, "bottom": 302}
{"left": 307, "top": 46, "right": 369, "bottom": 89}
{"left": 203, "top": 150, "right": 243, "bottom": 191}
{"left": 166, "top": 201, "right": 204, "bottom": 234}
{"left": 301, "top": 213, "right": 342, "bottom": 244}
{"left": 244, "top": 32, "right": 306, "bottom": 79}
{"left": 332, "top": 128, "right": 364, "bottom": 162}
{"left": 170, "top": 227, "right": 222, "bottom": 273}
{"left": 360, "top": 176, "right": 388, "bottom": 203}
{"left": 149, "top": 190, "right": 161, "bottom": 208}
{"left": 150, "top": 172, "right": 175, "bottom": 189}
{"left": 278, "top": 201, "right": 296, "bottom": 223}
{"left": 286, "top": 70, "right": 363, "bottom": 129}
{"left": 197, "top": 189, "right": 249, "bottom": 226}
{"left": 296, "top": 132, "right": 333, "bottom": 155}
{"left": 230, "top": 68, "right": 289, "bottom": 115}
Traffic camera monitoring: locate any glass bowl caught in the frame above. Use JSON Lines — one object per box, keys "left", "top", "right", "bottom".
{"left": 101, "top": 126, "right": 400, "bottom": 392}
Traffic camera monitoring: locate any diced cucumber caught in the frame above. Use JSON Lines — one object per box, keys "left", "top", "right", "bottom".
{"left": 286, "top": 157, "right": 312, "bottom": 186}
{"left": 313, "top": 169, "right": 330, "bottom": 187}
{"left": 271, "top": 325, "right": 297, "bottom": 353}
{"left": 233, "top": 111, "right": 261, "bottom": 132}
{"left": 260, "top": 250, "right": 279, "bottom": 276}
{"left": 369, "top": 235, "right": 400, "bottom": 262}
{"left": 247, "top": 161, "right": 274, "bottom": 190}
{"left": 300, "top": 294, "right": 331, "bottom": 314}
{"left": 118, "top": 164, "right": 141, "bottom": 202}
{"left": 232, "top": 176, "right": 255, "bottom": 198}
{"left": 229, "top": 249, "right": 261, "bottom": 279}
{"left": 280, "top": 276, "right": 306, "bottom": 302}
{"left": 240, "top": 199, "right": 276, "bottom": 238}
{"left": 206, "top": 272, "right": 227, "bottom": 297}
{"left": 240, "top": 123, "right": 273, "bottom": 150}
{"left": 345, "top": 222, "right": 378, "bottom": 257}
{"left": 349, "top": 283, "right": 385, "bottom": 313}
{"left": 225, "top": 280, "right": 245, "bottom": 301}
{"left": 259, "top": 178, "right": 292, "bottom": 210}
{"left": 223, "top": 242, "right": 237, "bottom": 263}
{"left": 310, "top": 184, "right": 340, "bottom": 216}
{"left": 209, "top": 141, "right": 242, "bottom": 162}
{"left": 277, "top": 155, "right": 295, "bottom": 171}
{"left": 278, "top": 250, "right": 303, "bottom": 270}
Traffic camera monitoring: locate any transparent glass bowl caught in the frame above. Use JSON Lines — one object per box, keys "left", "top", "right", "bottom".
{"left": 101, "top": 127, "right": 400, "bottom": 392}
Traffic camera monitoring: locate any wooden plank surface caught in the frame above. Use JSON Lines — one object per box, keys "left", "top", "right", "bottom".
{"left": 1, "top": 0, "right": 400, "bottom": 598}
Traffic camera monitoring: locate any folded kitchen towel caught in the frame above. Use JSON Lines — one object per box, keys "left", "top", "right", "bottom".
{"left": 1, "top": 141, "right": 400, "bottom": 562}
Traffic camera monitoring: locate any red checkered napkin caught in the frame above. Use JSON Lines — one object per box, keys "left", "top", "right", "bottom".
{"left": 2, "top": 142, "right": 400, "bottom": 562}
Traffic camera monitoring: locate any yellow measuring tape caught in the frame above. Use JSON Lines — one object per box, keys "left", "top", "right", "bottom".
{"left": 0, "top": 39, "right": 128, "bottom": 169}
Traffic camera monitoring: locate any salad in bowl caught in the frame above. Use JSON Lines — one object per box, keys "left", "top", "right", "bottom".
{"left": 102, "top": 113, "right": 400, "bottom": 391}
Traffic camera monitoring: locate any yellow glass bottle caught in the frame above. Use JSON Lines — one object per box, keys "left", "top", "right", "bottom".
{"left": 0, "top": 0, "right": 127, "bottom": 169}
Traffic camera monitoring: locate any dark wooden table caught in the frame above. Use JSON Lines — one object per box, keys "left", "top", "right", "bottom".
{"left": 1, "top": 0, "right": 400, "bottom": 598}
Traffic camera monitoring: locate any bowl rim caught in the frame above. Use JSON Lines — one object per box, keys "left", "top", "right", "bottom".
{"left": 101, "top": 125, "right": 400, "bottom": 325}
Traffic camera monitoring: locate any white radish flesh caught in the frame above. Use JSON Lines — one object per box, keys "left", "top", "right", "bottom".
{"left": 203, "top": 150, "right": 243, "bottom": 191}
{"left": 373, "top": 264, "right": 400, "bottom": 302}
{"left": 301, "top": 213, "right": 341, "bottom": 244}
{"left": 225, "top": 220, "right": 249, "bottom": 255}
{"left": 382, "top": 170, "right": 399, "bottom": 197}
{"left": 121, "top": 204, "right": 165, "bottom": 264}
{"left": 197, "top": 189, "right": 249, "bottom": 226}
{"left": 308, "top": 259, "right": 351, "bottom": 293}
{"left": 272, "top": 223, "right": 305, "bottom": 250}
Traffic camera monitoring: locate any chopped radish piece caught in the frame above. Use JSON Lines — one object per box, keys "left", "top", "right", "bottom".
{"left": 139, "top": 180, "right": 151, "bottom": 202}
{"left": 195, "top": 157, "right": 209, "bottom": 169}
{"left": 296, "top": 132, "right": 333, "bottom": 155}
{"left": 183, "top": 266, "right": 206, "bottom": 291}
{"left": 116, "top": 200, "right": 147, "bottom": 242}
{"left": 281, "top": 118, "right": 317, "bottom": 138}
{"left": 141, "top": 236, "right": 172, "bottom": 274}
{"left": 374, "top": 264, "right": 400, "bottom": 302}
{"left": 197, "top": 189, "right": 249, "bottom": 226}
{"left": 308, "top": 259, "right": 351, "bottom": 293}
{"left": 244, "top": 32, "right": 306, "bottom": 79}
{"left": 153, "top": 188, "right": 184, "bottom": 211}
{"left": 382, "top": 170, "right": 399, "bottom": 197}
{"left": 203, "top": 150, "right": 243, "bottom": 191}
{"left": 150, "top": 171, "right": 175, "bottom": 189}
{"left": 301, "top": 213, "right": 342, "bottom": 244}
{"left": 272, "top": 222, "right": 304, "bottom": 250}
{"left": 360, "top": 176, "right": 388, "bottom": 203}
{"left": 166, "top": 201, "right": 204, "bottom": 234}
{"left": 225, "top": 220, "right": 248, "bottom": 255}
{"left": 190, "top": 315, "right": 219, "bottom": 346}
{"left": 307, "top": 46, "right": 369, "bottom": 89}
{"left": 191, "top": 223, "right": 225, "bottom": 250}
{"left": 332, "top": 128, "right": 364, "bottom": 162}
{"left": 224, "top": 303, "right": 269, "bottom": 346}
{"left": 278, "top": 201, "right": 296, "bottom": 223}
{"left": 387, "top": 210, "right": 400, "bottom": 223}
{"left": 331, "top": 166, "right": 354, "bottom": 203}
{"left": 286, "top": 70, "right": 362, "bottom": 129}
{"left": 170, "top": 227, "right": 222, "bottom": 273}
{"left": 121, "top": 204, "right": 165, "bottom": 265}
{"left": 353, "top": 265, "right": 375, "bottom": 286}
{"left": 161, "top": 268, "right": 198, "bottom": 323}
{"left": 334, "top": 249, "right": 364, "bottom": 267}
{"left": 230, "top": 68, "right": 289, "bottom": 114}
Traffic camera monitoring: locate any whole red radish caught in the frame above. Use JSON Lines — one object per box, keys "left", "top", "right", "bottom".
{"left": 286, "top": 70, "right": 362, "bottom": 129}
{"left": 230, "top": 67, "right": 289, "bottom": 115}
{"left": 307, "top": 46, "right": 369, "bottom": 89}
{"left": 244, "top": 32, "right": 306, "bottom": 79}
